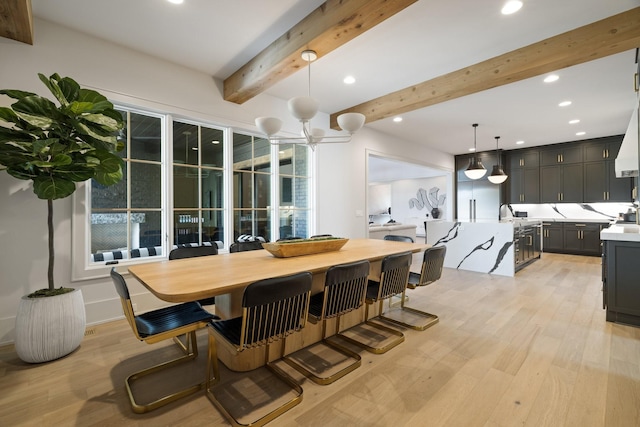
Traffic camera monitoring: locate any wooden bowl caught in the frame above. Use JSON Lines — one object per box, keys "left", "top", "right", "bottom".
{"left": 261, "top": 238, "right": 349, "bottom": 258}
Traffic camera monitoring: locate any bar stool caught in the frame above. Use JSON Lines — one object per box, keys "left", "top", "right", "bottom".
{"left": 339, "top": 252, "right": 411, "bottom": 354}
{"left": 205, "top": 272, "right": 312, "bottom": 427}
{"left": 282, "top": 259, "right": 370, "bottom": 385}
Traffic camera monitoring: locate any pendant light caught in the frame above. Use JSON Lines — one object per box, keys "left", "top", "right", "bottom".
{"left": 464, "top": 123, "right": 487, "bottom": 180}
{"left": 488, "top": 136, "right": 508, "bottom": 184}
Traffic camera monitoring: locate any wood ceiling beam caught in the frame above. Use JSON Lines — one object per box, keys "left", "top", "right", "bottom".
{"left": 0, "top": 0, "right": 33, "bottom": 45}
{"left": 330, "top": 7, "right": 640, "bottom": 129}
{"left": 223, "top": 0, "right": 417, "bottom": 104}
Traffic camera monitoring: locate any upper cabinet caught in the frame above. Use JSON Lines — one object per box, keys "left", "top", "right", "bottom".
{"left": 456, "top": 151, "right": 498, "bottom": 182}
{"left": 500, "top": 135, "right": 633, "bottom": 204}
{"left": 506, "top": 149, "right": 539, "bottom": 203}
{"left": 582, "top": 136, "right": 632, "bottom": 202}
{"left": 540, "top": 145, "right": 583, "bottom": 165}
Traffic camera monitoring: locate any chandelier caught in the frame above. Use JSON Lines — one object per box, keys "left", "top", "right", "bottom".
{"left": 254, "top": 50, "right": 366, "bottom": 150}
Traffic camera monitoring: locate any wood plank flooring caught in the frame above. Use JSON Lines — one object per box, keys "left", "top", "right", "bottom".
{"left": 1, "top": 253, "right": 639, "bottom": 426}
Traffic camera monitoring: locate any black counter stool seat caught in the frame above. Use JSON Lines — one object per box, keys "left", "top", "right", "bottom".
{"left": 110, "top": 268, "right": 215, "bottom": 414}
{"left": 283, "top": 260, "right": 370, "bottom": 385}
{"left": 169, "top": 245, "right": 220, "bottom": 309}
{"left": 206, "top": 272, "right": 312, "bottom": 427}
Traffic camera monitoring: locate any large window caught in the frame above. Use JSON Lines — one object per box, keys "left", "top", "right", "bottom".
{"left": 173, "top": 121, "right": 225, "bottom": 246}
{"left": 74, "top": 105, "right": 312, "bottom": 278}
{"left": 232, "top": 132, "right": 272, "bottom": 241}
{"left": 89, "top": 109, "right": 165, "bottom": 263}
{"left": 278, "top": 144, "right": 310, "bottom": 238}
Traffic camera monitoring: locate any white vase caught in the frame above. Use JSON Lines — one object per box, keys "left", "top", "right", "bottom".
{"left": 15, "top": 288, "right": 86, "bottom": 363}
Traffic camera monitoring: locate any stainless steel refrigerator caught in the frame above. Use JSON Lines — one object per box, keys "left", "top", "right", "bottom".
{"left": 456, "top": 180, "right": 501, "bottom": 221}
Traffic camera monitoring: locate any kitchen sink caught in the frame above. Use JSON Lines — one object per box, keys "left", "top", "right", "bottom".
{"left": 622, "top": 224, "right": 640, "bottom": 233}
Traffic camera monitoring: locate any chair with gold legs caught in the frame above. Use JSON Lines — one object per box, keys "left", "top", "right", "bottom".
{"left": 110, "top": 268, "right": 215, "bottom": 414}
{"left": 206, "top": 272, "right": 312, "bottom": 427}
{"left": 169, "top": 245, "right": 220, "bottom": 309}
{"left": 339, "top": 251, "right": 411, "bottom": 354}
{"left": 282, "top": 260, "right": 370, "bottom": 385}
{"left": 380, "top": 246, "right": 447, "bottom": 331}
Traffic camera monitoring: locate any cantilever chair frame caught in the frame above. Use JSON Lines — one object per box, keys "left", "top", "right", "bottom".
{"left": 382, "top": 246, "right": 447, "bottom": 331}
{"left": 206, "top": 272, "right": 312, "bottom": 427}
{"left": 283, "top": 259, "right": 370, "bottom": 385}
{"left": 110, "top": 268, "right": 213, "bottom": 414}
{"left": 337, "top": 252, "right": 411, "bottom": 354}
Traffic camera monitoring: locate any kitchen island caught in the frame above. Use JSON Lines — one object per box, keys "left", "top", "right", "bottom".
{"left": 426, "top": 219, "right": 542, "bottom": 277}
{"left": 600, "top": 222, "right": 640, "bottom": 327}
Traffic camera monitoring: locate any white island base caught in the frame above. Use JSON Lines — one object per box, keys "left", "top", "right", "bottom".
{"left": 426, "top": 221, "right": 516, "bottom": 277}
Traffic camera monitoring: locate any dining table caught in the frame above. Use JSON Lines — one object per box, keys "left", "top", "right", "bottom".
{"left": 128, "top": 238, "right": 429, "bottom": 370}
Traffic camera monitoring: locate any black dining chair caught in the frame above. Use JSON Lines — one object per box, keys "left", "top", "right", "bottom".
{"left": 283, "top": 259, "right": 370, "bottom": 385}
{"left": 383, "top": 234, "right": 415, "bottom": 243}
{"left": 205, "top": 272, "right": 312, "bottom": 427}
{"left": 110, "top": 268, "right": 215, "bottom": 413}
{"left": 169, "top": 245, "right": 220, "bottom": 308}
{"left": 339, "top": 252, "right": 411, "bottom": 354}
{"left": 376, "top": 246, "right": 446, "bottom": 331}
{"left": 229, "top": 241, "right": 265, "bottom": 252}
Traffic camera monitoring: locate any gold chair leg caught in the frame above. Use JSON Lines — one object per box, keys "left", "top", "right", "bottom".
{"left": 125, "top": 331, "right": 204, "bottom": 414}
{"left": 337, "top": 301, "right": 405, "bottom": 354}
{"left": 379, "top": 291, "right": 439, "bottom": 331}
{"left": 206, "top": 341, "right": 304, "bottom": 427}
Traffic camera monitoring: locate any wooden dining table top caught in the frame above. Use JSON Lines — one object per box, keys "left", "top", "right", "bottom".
{"left": 128, "top": 238, "right": 428, "bottom": 303}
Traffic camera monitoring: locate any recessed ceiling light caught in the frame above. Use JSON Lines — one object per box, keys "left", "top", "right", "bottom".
{"left": 558, "top": 101, "right": 572, "bottom": 107}
{"left": 501, "top": 0, "right": 523, "bottom": 15}
{"left": 576, "top": 131, "right": 586, "bottom": 136}
{"left": 393, "top": 117, "right": 403, "bottom": 123}
{"left": 343, "top": 75, "right": 356, "bottom": 85}
{"left": 515, "top": 140, "right": 525, "bottom": 145}
{"left": 468, "top": 147, "right": 476, "bottom": 152}
{"left": 568, "top": 119, "right": 580, "bottom": 124}
{"left": 543, "top": 74, "right": 559, "bottom": 83}
{"left": 167, "top": 0, "right": 184, "bottom": 4}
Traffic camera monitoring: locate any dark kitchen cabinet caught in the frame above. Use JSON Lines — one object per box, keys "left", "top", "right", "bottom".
{"left": 542, "top": 222, "right": 564, "bottom": 253}
{"left": 540, "top": 163, "right": 583, "bottom": 203}
{"left": 540, "top": 145, "right": 583, "bottom": 166}
{"left": 562, "top": 222, "right": 604, "bottom": 256}
{"left": 583, "top": 137, "right": 633, "bottom": 203}
{"left": 604, "top": 240, "right": 640, "bottom": 326}
{"left": 506, "top": 150, "right": 539, "bottom": 203}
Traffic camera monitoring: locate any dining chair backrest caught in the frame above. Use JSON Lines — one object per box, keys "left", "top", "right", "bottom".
{"left": 169, "top": 245, "right": 218, "bottom": 259}
{"left": 376, "top": 251, "right": 413, "bottom": 301}
{"left": 229, "top": 241, "right": 265, "bottom": 253}
{"left": 321, "top": 260, "right": 370, "bottom": 319}
{"left": 383, "top": 234, "right": 415, "bottom": 243}
{"left": 417, "top": 246, "right": 447, "bottom": 287}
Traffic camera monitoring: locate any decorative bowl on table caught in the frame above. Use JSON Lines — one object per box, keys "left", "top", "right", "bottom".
{"left": 261, "top": 237, "right": 349, "bottom": 258}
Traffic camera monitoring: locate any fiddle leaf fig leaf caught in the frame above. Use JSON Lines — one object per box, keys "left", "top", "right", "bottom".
{"left": 33, "top": 175, "right": 76, "bottom": 200}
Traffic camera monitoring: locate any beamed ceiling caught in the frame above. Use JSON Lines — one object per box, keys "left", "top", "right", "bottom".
{"left": 2, "top": 1, "right": 639, "bottom": 156}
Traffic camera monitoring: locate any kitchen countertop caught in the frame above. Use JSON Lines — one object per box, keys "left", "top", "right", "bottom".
{"left": 600, "top": 223, "right": 640, "bottom": 242}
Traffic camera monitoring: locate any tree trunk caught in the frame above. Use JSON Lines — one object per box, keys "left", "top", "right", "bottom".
{"left": 48, "top": 198, "right": 54, "bottom": 290}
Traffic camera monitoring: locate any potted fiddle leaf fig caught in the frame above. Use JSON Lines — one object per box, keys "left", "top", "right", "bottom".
{"left": 0, "top": 73, "right": 124, "bottom": 363}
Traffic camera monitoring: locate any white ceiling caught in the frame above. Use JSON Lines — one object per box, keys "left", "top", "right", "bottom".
{"left": 31, "top": 0, "right": 639, "bottom": 158}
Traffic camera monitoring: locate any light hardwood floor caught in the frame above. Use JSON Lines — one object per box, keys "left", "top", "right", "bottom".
{"left": 1, "top": 253, "right": 639, "bottom": 426}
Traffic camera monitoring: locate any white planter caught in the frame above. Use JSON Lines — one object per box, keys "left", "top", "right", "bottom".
{"left": 15, "top": 288, "right": 86, "bottom": 363}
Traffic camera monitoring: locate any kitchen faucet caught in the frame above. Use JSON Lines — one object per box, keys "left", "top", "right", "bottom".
{"left": 499, "top": 203, "right": 514, "bottom": 221}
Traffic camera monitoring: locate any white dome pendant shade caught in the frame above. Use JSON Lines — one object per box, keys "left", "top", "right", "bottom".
{"left": 255, "top": 117, "right": 283, "bottom": 137}
{"left": 337, "top": 112, "right": 366, "bottom": 134}
{"left": 464, "top": 123, "right": 487, "bottom": 180}
{"left": 288, "top": 96, "right": 319, "bottom": 121}
{"left": 253, "top": 49, "right": 365, "bottom": 148}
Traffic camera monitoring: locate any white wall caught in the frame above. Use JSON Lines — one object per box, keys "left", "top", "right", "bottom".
{"left": 0, "top": 19, "right": 454, "bottom": 344}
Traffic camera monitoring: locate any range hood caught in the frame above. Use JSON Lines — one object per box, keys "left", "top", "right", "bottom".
{"left": 615, "top": 105, "right": 639, "bottom": 178}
